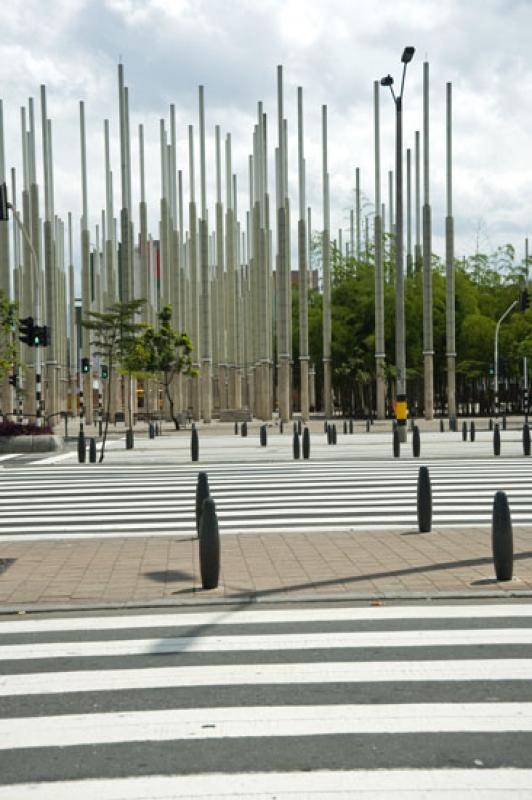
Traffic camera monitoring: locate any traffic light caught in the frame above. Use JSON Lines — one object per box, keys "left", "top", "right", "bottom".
{"left": 0, "top": 182, "right": 8, "bottom": 222}
{"left": 19, "top": 316, "right": 35, "bottom": 346}
{"left": 33, "top": 325, "right": 50, "bottom": 347}
{"left": 81, "top": 357, "right": 91, "bottom": 373}
{"left": 8, "top": 373, "right": 17, "bottom": 388}
{"left": 520, "top": 289, "right": 530, "bottom": 312}
{"left": 101, "top": 364, "right": 109, "bottom": 379}
{"left": 489, "top": 365, "right": 494, "bottom": 376}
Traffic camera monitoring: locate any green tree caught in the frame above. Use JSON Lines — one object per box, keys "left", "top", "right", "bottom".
{"left": 82, "top": 299, "right": 146, "bottom": 462}
{"left": 0, "top": 289, "right": 17, "bottom": 380}
{"left": 140, "top": 305, "right": 194, "bottom": 430}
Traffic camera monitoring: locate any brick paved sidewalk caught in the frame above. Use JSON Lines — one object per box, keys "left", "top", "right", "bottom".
{"left": 1, "top": 526, "right": 532, "bottom": 609}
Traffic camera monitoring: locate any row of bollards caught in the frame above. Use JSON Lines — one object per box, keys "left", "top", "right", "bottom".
{"left": 415, "top": 464, "right": 514, "bottom": 581}
{"left": 293, "top": 428, "right": 311, "bottom": 459}
{"left": 415, "top": 465, "right": 513, "bottom": 580}
{"left": 195, "top": 471, "right": 220, "bottom": 590}
{"left": 77, "top": 434, "right": 97, "bottom": 463}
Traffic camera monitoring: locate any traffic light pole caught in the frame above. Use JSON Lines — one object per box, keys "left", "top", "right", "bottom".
{"left": 9, "top": 205, "right": 43, "bottom": 427}
{"left": 524, "top": 356, "right": 529, "bottom": 422}
{"left": 494, "top": 299, "right": 517, "bottom": 419}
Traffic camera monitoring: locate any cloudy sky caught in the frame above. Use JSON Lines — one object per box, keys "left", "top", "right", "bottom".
{"left": 1, "top": 0, "right": 531, "bottom": 268}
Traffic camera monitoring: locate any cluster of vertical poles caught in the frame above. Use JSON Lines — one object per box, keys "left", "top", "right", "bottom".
{"left": 0, "top": 61, "right": 461, "bottom": 425}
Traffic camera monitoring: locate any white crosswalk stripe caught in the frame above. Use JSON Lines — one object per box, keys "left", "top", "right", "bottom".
{"left": 1, "top": 602, "right": 532, "bottom": 796}
{"left": 1, "top": 456, "right": 532, "bottom": 540}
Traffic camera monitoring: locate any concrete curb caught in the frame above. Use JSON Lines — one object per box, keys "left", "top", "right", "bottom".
{"left": 1, "top": 589, "right": 532, "bottom": 616}
{"left": 0, "top": 435, "right": 63, "bottom": 453}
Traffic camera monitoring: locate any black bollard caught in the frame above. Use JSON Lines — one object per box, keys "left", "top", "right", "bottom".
{"left": 412, "top": 425, "right": 421, "bottom": 458}
{"left": 297, "top": 419, "right": 302, "bottom": 436}
{"left": 234, "top": 421, "right": 238, "bottom": 435}
{"left": 293, "top": 431, "right": 300, "bottom": 459}
{"left": 302, "top": 427, "right": 310, "bottom": 459}
{"left": 366, "top": 418, "right": 370, "bottom": 433}
{"left": 489, "top": 418, "right": 493, "bottom": 431}
{"left": 324, "top": 420, "right": 328, "bottom": 433}
{"left": 327, "top": 424, "right": 332, "bottom": 445}
{"left": 191, "top": 426, "right": 199, "bottom": 461}
{"left": 502, "top": 415, "right": 507, "bottom": 431}
{"left": 470, "top": 420, "right": 476, "bottom": 442}
{"left": 241, "top": 421, "right": 248, "bottom": 437}
{"left": 393, "top": 427, "right": 400, "bottom": 458}
{"left": 494, "top": 423, "right": 501, "bottom": 456}
{"left": 293, "top": 421, "right": 297, "bottom": 435}
{"left": 77, "top": 432, "right": 86, "bottom": 463}
{"left": 155, "top": 423, "right": 159, "bottom": 436}
{"left": 462, "top": 421, "right": 467, "bottom": 441}
{"left": 343, "top": 421, "right": 347, "bottom": 435}
{"left": 280, "top": 420, "right": 284, "bottom": 434}
{"left": 492, "top": 490, "right": 513, "bottom": 581}
{"left": 524, "top": 423, "right": 531, "bottom": 456}
{"left": 126, "top": 429, "right": 134, "bottom": 449}
{"left": 149, "top": 422, "right": 155, "bottom": 439}
{"left": 439, "top": 419, "right": 444, "bottom": 433}
{"left": 417, "top": 465, "right": 432, "bottom": 533}
{"left": 349, "top": 419, "right": 353, "bottom": 434}
{"left": 260, "top": 424, "right": 267, "bottom": 447}
{"left": 199, "top": 497, "right": 220, "bottom": 590}
{"left": 195, "top": 472, "right": 209, "bottom": 537}
{"left": 89, "top": 437, "right": 97, "bottom": 463}
{"left": 332, "top": 424, "right": 337, "bottom": 445}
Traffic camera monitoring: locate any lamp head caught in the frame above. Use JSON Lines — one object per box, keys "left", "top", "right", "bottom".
{"left": 401, "top": 46, "right": 415, "bottom": 64}
{"left": 380, "top": 75, "right": 394, "bottom": 87}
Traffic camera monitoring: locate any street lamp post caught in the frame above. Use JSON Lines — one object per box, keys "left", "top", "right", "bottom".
{"left": 381, "top": 46, "right": 415, "bottom": 443}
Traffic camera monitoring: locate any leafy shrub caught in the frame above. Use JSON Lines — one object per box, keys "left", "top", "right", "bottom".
{"left": 0, "top": 420, "right": 53, "bottom": 436}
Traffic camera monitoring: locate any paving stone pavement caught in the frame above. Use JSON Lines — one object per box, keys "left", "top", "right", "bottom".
{"left": 0, "top": 526, "right": 531, "bottom": 610}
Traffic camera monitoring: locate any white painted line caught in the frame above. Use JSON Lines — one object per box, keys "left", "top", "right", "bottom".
{"left": 0, "top": 454, "right": 21, "bottom": 462}
{"left": 2, "top": 603, "right": 531, "bottom": 634}
{"left": 0, "top": 769, "right": 531, "bottom": 799}
{"left": 35, "top": 451, "right": 78, "bottom": 464}
{"left": 4, "top": 702, "right": 532, "bottom": 750}
{"left": 1, "top": 659, "right": 531, "bottom": 697}
{"left": 2, "top": 627, "right": 532, "bottom": 661}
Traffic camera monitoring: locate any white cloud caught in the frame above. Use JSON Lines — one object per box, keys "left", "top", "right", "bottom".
{"left": 0, "top": 0, "right": 531, "bottom": 285}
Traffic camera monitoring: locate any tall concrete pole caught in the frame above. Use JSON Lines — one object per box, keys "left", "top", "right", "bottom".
{"left": 373, "top": 81, "right": 386, "bottom": 419}
{"left": 422, "top": 61, "right": 434, "bottom": 420}
{"left": 118, "top": 64, "right": 131, "bottom": 303}
{"left": 297, "top": 86, "right": 309, "bottom": 421}
{"left": 0, "top": 102, "right": 11, "bottom": 415}
{"left": 277, "top": 66, "right": 290, "bottom": 422}
{"left": 67, "top": 212, "right": 76, "bottom": 412}
{"left": 214, "top": 125, "right": 227, "bottom": 411}
{"left": 225, "top": 133, "right": 238, "bottom": 411}
{"left": 0, "top": 101, "right": 9, "bottom": 300}
{"left": 322, "top": 105, "right": 332, "bottom": 417}
{"left": 80, "top": 100, "right": 93, "bottom": 426}
{"left": 414, "top": 130, "right": 422, "bottom": 272}
{"left": 394, "top": 84, "right": 407, "bottom": 441}
{"left": 355, "top": 166, "right": 361, "bottom": 260}
{"left": 41, "top": 86, "right": 59, "bottom": 417}
{"left": 198, "top": 86, "right": 212, "bottom": 421}
{"left": 188, "top": 123, "right": 200, "bottom": 419}
{"left": 445, "top": 81, "right": 456, "bottom": 420}
{"left": 406, "top": 147, "right": 413, "bottom": 277}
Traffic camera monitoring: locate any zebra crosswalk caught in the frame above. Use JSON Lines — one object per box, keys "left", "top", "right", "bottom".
{"left": 0, "top": 601, "right": 532, "bottom": 796}
{"left": 1, "top": 457, "right": 532, "bottom": 541}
